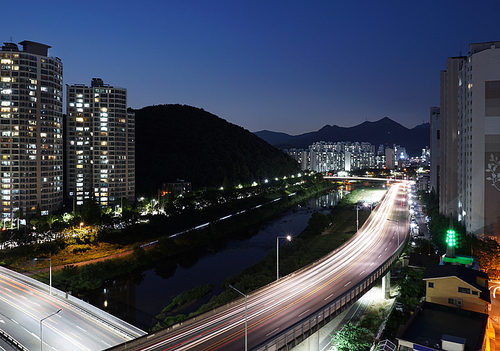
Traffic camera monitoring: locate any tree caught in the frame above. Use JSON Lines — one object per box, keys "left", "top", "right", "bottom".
{"left": 81, "top": 200, "right": 102, "bottom": 225}
{"left": 47, "top": 215, "right": 58, "bottom": 230}
{"left": 331, "top": 323, "right": 371, "bottom": 351}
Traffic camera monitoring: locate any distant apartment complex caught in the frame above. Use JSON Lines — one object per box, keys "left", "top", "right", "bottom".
{"left": 437, "top": 41, "right": 500, "bottom": 238}
{"left": 286, "top": 141, "right": 409, "bottom": 173}
{"left": 66, "top": 79, "right": 135, "bottom": 207}
{"left": 0, "top": 41, "right": 63, "bottom": 218}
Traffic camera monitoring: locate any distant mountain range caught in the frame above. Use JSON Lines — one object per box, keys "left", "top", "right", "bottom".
{"left": 254, "top": 117, "right": 430, "bottom": 156}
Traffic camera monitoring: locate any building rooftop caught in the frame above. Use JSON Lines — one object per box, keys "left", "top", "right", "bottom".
{"left": 19, "top": 40, "right": 51, "bottom": 56}
{"left": 397, "top": 301, "right": 487, "bottom": 351}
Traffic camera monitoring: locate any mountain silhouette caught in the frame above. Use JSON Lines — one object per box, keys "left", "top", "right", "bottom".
{"left": 133, "top": 104, "right": 300, "bottom": 195}
{"left": 255, "top": 117, "right": 429, "bottom": 156}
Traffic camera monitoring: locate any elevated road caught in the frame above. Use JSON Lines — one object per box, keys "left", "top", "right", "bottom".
{"left": 109, "top": 183, "right": 408, "bottom": 351}
{"left": 0, "top": 267, "right": 146, "bottom": 351}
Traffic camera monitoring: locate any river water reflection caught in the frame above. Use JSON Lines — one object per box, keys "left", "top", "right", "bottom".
{"left": 83, "top": 191, "right": 341, "bottom": 330}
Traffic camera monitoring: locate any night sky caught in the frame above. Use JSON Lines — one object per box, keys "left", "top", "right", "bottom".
{"left": 3, "top": 0, "right": 500, "bottom": 134}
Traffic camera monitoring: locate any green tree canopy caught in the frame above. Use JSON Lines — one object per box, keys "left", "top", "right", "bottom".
{"left": 331, "top": 323, "right": 371, "bottom": 351}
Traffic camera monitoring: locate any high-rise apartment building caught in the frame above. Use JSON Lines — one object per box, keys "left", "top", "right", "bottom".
{"left": 66, "top": 78, "right": 134, "bottom": 207}
{"left": 439, "top": 42, "right": 500, "bottom": 238}
{"left": 0, "top": 41, "right": 63, "bottom": 219}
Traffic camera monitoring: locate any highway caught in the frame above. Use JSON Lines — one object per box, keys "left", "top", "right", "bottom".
{"left": 0, "top": 270, "right": 141, "bottom": 351}
{"left": 110, "top": 182, "right": 408, "bottom": 351}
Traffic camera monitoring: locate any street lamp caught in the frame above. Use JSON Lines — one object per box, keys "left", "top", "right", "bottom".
{"left": 40, "top": 308, "right": 61, "bottom": 351}
{"left": 229, "top": 285, "right": 247, "bottom": 351}
{"left": 277, "top": 235, "right": 292, "bottom": 280}
{"left": 79, "top": 222, "right": 83, "bottom": 231}
{"left": 34, "top": 257, "right": 52, "bottom": 295}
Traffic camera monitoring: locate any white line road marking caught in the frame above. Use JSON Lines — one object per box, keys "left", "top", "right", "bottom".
{"left": 298, "top": 309, "right": 310, "bottom": 317}
{"left": 324, "top": 294, "right": 333, "bottom": 300}
{"left": 266, "top": 328, "right": 280, "bottom": 336}
{"left": 76, "top": 325, "right": 86, "bottom": 332}
{"left": 370, "top": 262, "right": 374, "bottom": 266}
{"left": 101, "top": 340, "right": 112, "bottom": 348}
{"left": 359, "top": 271, "right": 365, "bottom": 276}
{"left": 344, "top": 281, "right": 351, "bottom": 287}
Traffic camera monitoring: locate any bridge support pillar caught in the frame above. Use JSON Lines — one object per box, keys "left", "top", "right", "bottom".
{"left": 382, "top": 272, "right": 391, "bottom": 299}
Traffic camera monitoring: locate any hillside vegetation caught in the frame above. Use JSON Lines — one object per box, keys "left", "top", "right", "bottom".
{"left": 133, "top": 104, "right": 300, "bottom": 195}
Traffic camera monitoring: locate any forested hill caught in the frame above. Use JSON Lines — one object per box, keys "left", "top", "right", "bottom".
{"left": 133, "top": 104, "right": 300, "bottom": 196}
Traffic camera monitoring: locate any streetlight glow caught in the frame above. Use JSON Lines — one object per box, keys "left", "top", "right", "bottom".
{"left": 277, "top": 235, "right": 292, "bottom": 280}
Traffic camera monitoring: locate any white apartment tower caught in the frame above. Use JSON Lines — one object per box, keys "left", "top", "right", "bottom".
{"left": 0, "top": 41, "right": 63, "bottom": 219}
{"left": 440, "top": 42, "right": 500, "bottom": 238}
{"left": 66, "top": 78, "right": 135, "bottom": 207}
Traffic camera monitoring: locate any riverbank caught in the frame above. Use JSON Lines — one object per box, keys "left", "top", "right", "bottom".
{"left": 150, "top": 186, "right": 387, "bottom": 331}
{"left": 17, "top": 178, "right": 339, "bottom": 296}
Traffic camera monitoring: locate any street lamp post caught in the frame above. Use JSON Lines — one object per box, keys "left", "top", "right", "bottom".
{"left": 79, "top": 222, "right": 83, "bottom": 231}
{"left": 40, "top": 308, "right": 61, "bottom": 351}
{"left": 277, "top": 235, "right": 292, "bottom": 280}
{"left": 34, "top": 257, "right": 52, "bottom": 295}
{"left": 229, "top": 285, "right": 247, "bottom": 351}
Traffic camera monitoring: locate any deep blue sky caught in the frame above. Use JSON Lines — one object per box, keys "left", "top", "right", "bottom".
{"left": 3, "top": 0, "right": 500, "bottom": 134}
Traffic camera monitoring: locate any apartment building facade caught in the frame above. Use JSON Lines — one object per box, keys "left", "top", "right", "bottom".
{"left": 0, "top": 41, "right": 63, "bottom": 219}
{"left": 286, "top": 141, "right": 377, "bottom": 173}
{"left": 66, "top": 78, "right": 135, "bottom": 207}
{"left": 439, "top": 42, "right": 500, "bottom": 238}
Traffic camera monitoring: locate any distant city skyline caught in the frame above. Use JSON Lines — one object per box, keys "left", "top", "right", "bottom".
{"left": 3, "top": 1, "right": 500, "bottom": 135}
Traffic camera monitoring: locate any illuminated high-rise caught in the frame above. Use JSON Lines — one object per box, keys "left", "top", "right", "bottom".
{"left": 439, "top": 41, "right": 500, "bottom": 238}
{"left": 66, "top": 78, "right": 135, "bottom": 207}
{"left": 0, "top": 41, "right": 63, "bottom": 219}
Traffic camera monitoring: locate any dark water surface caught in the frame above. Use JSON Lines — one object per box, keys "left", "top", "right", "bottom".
{"left": 83, "top": 191, "right": 341, "bottom": 330}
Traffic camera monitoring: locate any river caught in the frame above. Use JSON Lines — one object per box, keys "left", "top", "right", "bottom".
{"left": 83, "top": 190, "right": 342, "bottom": 330}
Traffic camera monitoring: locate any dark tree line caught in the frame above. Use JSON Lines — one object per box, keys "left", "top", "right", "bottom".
{"left": 133, "top": 104, "right": 300, "bottom": 195}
